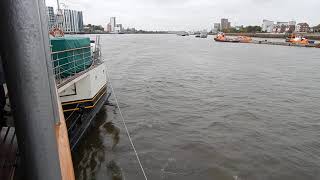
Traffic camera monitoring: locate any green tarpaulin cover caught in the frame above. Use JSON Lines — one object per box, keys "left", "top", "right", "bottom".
{"left": 51, "top": 36, "right": 92, "bottom": 78}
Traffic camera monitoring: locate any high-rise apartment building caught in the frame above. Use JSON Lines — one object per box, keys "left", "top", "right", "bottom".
{"left": 46, "top": 7, "right": 84, "bottom": 33}
{"left": 61, "top": 9, "right": 84, "bottom": 33}
{"left": 262, "top": 19, "right": 274, "bottom": 33}
{"left": 110, "top": 17, "right": 116, "bottom": 32}
{"left": 106, "top": 23, "right": 112, "bottom": 32}
{"left": 47, "top": 6, "right": 56, "bottom": 30}
{"left": 78, "top": 11, "right": 84, "bottom": 32}
{"left": 221, "top": 18, "right": 230, "bottom": 30}
{"left": 213, "top": 23, "right": 220, "bottom": 32}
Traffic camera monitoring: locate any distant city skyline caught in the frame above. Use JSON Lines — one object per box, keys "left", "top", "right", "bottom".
{"left": 46, "top": 0, "right": 320, "bottom": 31}
{"left": 46, "top": 6, "right": 84, "bottom": 33}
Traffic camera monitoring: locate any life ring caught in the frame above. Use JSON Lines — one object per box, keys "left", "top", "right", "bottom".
{"left": 49, "top": 27, "right": 64, "bottom": 37}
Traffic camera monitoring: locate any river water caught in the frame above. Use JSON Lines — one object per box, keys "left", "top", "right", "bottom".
{"left": 73, "top": 34, "right": 320, "bottom": 180}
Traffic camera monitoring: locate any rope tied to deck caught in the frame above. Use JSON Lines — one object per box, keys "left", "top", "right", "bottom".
{"left": 105, "top": 66, "right": 148, "bottom": 180}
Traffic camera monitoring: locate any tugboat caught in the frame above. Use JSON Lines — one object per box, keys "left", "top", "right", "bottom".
{"left": 214, "top": 32, "right": 240, "bottom": 43}
{"left": 287, "top": 35, "right": 309, "bottom": 45}
{"left": 286, "top": 33, "right": 313, "bottom": 45}
{"left": 285, "top": 33, "right": 296, "bottom": 42}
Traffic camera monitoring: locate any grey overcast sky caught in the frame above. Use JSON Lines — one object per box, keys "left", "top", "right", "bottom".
{"left": 46, "top": 0, "right": 319, "bottom": 31}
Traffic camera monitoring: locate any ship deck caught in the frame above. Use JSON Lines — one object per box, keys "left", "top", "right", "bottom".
{"left": 56, "top": 60, "right": 104, "bottom": 91}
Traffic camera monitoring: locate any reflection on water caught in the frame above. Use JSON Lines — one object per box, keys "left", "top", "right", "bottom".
{"left": 107, "top": 160, "right": 124, "bottom": 180}
{"left": 101, "top": 121, "right": 120, "bottom": 150}
{"left": 74, "top": 107, "right": 123, "bottom": 180}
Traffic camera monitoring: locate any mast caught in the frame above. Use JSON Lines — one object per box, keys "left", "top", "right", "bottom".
{"left": 55, "top": 0, "right": 64, "bottom": 32}
{"left": 57, "top": 0, "right": 61, "bottom": 11}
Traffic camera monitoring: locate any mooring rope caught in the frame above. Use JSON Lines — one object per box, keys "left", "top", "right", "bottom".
{"left": 105, "top": 65, "right": 148, "bottom": 180}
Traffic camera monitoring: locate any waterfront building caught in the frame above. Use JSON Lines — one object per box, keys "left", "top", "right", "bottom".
{"left": 78, "top": 11, "right": 84, "bottom": 32}
{"left": 289, "top": 21, "right": 296, "bottom": 26}
{"left": 262, "top": 19, "right": 274, "bottom": 33}
{"left": 273, "top": 24, "right": 287, "bottom": 33}
{"left": 271, "top": 21, "right": 298, "bottom": 33}
{"left": 114, "top": 26, "right": 121, "bottom": 33}
{"left": 116, "top": 24, "right": 123, "bottom": 32}
{"left": 295, "top": 23, "right": 310, "bottom": 33}
{"left": 285, "top": 25, "right": 296, "bottom": 33}
{"left": 59, "top": 9, "right": 84, "bottom": 33}
{"left": 277, "top": 22, "right": 289, "bottom": 26}
{"left": 110, "top": 17, "right": 116, "bottom": 32}
{"left": 221, "top": 18, "right": 230, "bottom": 30}
{"left": 286, "top": 21, "right": 296, "bottom": 33}
{"left": 47, "top": 6, "right": 55, "bottom": 30}
{"left": 108, "top": 17, "right": 123, "bottom": 33}
{"left": 263, "top": 20, "right": 297, "bottom": 33}
{"left": 313, "top": 24, "right": 320, "bottom": 32}
{"left": 213, "top": 23, "right": 220, "bottom": 32}
{"left": 310, "top": 27, "right": 314, "bottom": 33}
{"left": 123, "top": 27, "right": 137, "bottom": 33}
{"left": 106, "top": 23, "right": 112, "bottom": 32}
{"left": 295, "top": 24, "right": 302, "bottom": 32}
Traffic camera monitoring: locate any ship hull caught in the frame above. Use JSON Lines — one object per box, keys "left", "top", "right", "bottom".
{"left": 64, "top": 87, "right": 107, "bottom": 150}
{"left": 214, "top": 38, "right": 240, "bottom": 43}
{"left": 58, "top": 63, "right": 108, "bottom": 150}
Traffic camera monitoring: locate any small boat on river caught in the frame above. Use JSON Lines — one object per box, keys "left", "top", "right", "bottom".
{"left": 214, "top": 32, "right": 240, "bottom": 43}
{"left": 200, "top": 31, "right": 208, "bottom": 38}
{"left": 177, "top": 31, "right": 189, "bottom": 36}
{"left": 285, "top": 33, "right": 296, "bottom": 42}
{"left": 286, "top": 34, "right": 310, "bottom": 45}
{"left": 288, "top": 36, "right": 309, "bottom": 45}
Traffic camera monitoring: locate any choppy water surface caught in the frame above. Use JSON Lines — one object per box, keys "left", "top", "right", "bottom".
{"left": 73, "top": 34, "right": 320, "bottom": 180}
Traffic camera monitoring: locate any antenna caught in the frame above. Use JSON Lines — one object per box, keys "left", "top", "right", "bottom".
{"left": 56, "top": 0, "right": 60, "bottom": 11}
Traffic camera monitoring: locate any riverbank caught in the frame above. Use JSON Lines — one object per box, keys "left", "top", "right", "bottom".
{"left": 225, "top": 33, "right": 320, "bottom": 40}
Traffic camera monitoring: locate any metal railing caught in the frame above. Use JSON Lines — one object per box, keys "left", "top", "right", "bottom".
{"left": 50, "top": 36, "right": 102, "bottom": 84}
{"left": 93, "top": 35, "right": 101, "bottom": 60}
{"left": 51, "top": 46, "right": 92, "bottom": 83}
